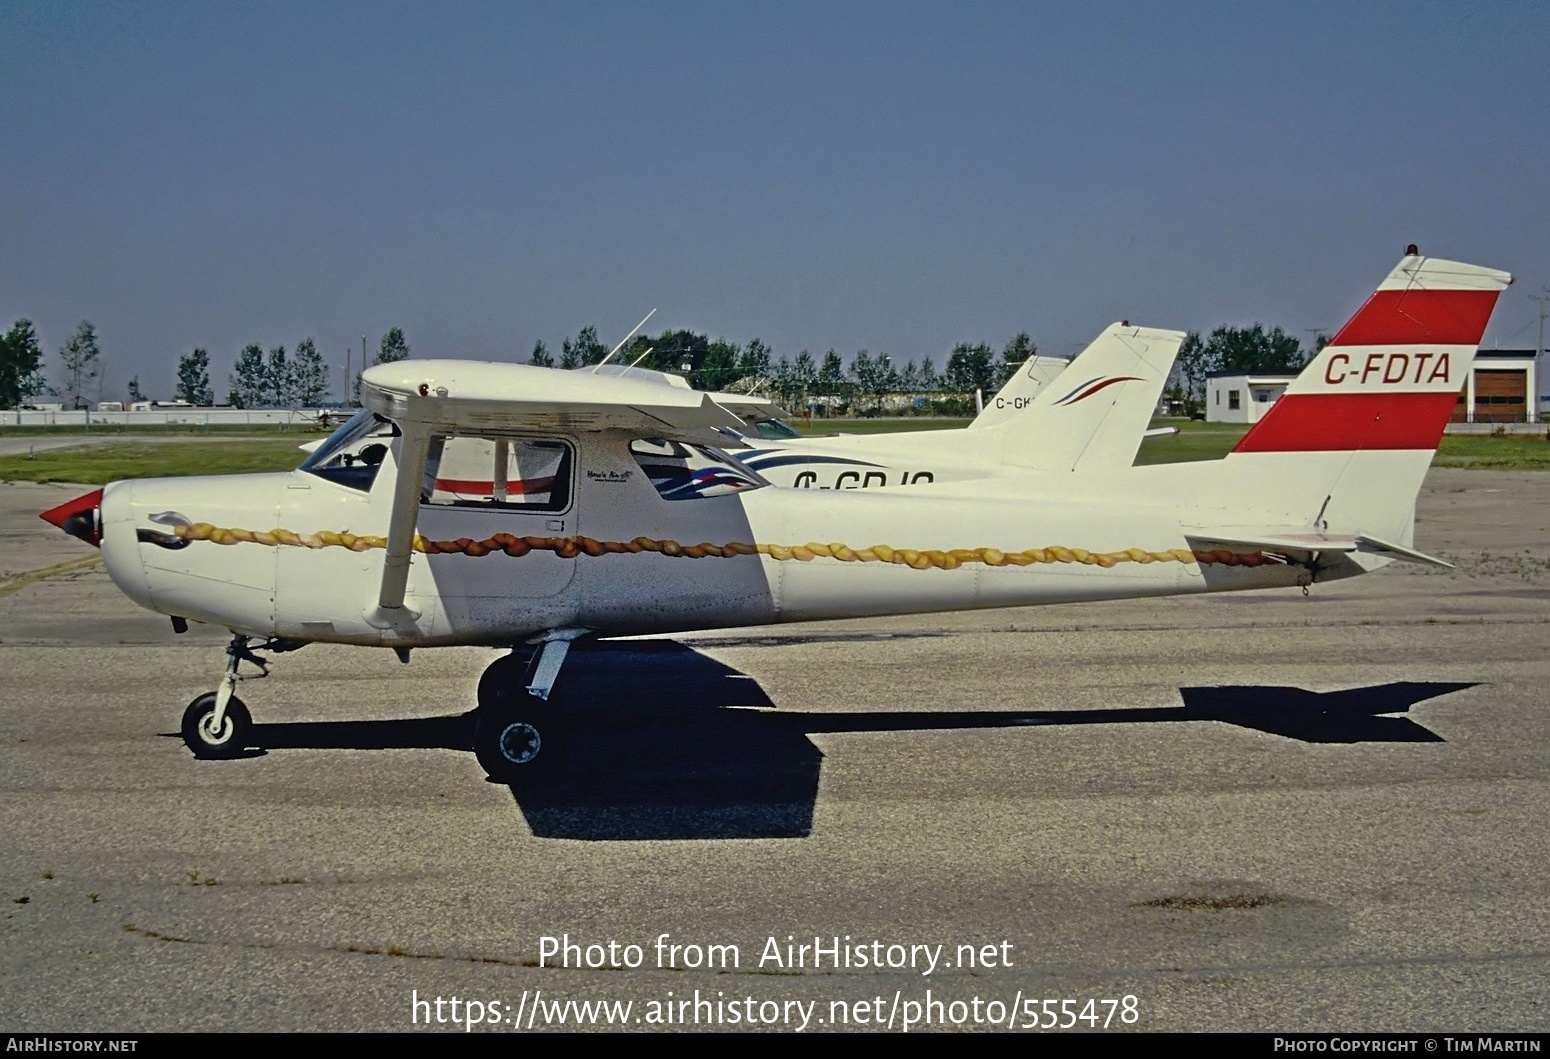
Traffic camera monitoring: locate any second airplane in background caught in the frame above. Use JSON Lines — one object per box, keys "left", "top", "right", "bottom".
{"left": 732, "top": 323, "right": 1186, "bottom": 489}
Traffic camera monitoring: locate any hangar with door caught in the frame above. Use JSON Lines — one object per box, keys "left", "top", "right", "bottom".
{"left": 1206, "top": 350, "right": 1539, "bottom": 425}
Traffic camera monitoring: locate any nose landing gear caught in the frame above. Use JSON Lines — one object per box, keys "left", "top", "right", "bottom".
{"left": 182, "top": 691, "right": 253, "bottom": 759}
{"left": 180, "top": 634, "right": 297, "bottom": 759}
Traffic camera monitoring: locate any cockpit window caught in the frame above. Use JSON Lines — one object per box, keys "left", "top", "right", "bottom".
{"left": 422, "top": 435, "right": 574, "bottom": 513}
{"left": 629, "top": 440, "right": 767, "bottom": 500}
{"left": 298, "top": 409, "right": 398, "bottom": 491}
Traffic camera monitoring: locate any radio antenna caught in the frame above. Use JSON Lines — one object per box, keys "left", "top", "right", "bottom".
{"left": 592, "top": 309, "right": 657, "bottom": 371}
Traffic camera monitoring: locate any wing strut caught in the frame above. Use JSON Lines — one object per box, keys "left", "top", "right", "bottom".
{"left": 376, "top": 421, "right": 433, "bottom": 615}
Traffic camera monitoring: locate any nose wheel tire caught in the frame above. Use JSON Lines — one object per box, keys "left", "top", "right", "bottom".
{"left": 474, "top": 694, "right": 564, "bottom": 784}
{"left": 181, "top": 693, "right": 253, "bottom": 759}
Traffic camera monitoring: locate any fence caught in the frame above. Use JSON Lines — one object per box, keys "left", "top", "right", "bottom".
{"left": 2, "top": 408, "right": 330, "bottom": 428}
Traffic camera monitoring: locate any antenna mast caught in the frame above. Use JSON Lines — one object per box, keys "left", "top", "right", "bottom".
{"left": 592, "top": 309, "right": 657, "bottom": 371}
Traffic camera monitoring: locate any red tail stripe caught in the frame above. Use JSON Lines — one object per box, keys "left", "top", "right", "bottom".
{"left": 1232, "top": 392, "right": 1460, "bottom": 452}
{"left": 1329, "top": 289, "right": 1500, "bottom": 347}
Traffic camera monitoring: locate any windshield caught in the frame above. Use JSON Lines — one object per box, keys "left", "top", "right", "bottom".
{"left": 750, "top": 417, "right": 802, "bottom": 439}
{"left": 299, "top": 409, "right": 398, "bottom": 491}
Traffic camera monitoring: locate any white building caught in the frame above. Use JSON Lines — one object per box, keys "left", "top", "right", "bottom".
{"left": 1205, "top": 372, "right": 1295, "bottom": 424}
{"left": 1455, "top": 350, "right": 1537, "bottom": 423}
{"left": 1206, "top": 350, "right": 1541, "bottom": 425}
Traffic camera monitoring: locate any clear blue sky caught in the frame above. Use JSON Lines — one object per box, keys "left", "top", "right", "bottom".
{"left": 3, "top": 1, "right": 1548, "bottom": 400}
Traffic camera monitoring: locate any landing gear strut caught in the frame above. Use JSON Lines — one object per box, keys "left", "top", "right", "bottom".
{"left": 473, "top": 630, "right": 586, "bottom": 784}
{"left": 181, "top": 634, "right": 298, "bottom": 759}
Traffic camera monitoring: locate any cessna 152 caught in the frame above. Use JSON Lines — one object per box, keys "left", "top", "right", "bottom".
{"left": 729, "top": 323, "right": 1185, "bottom": 488}
{"left": 40, "top": 250, "right": 1510, "bottom": 784}
{"left": 587, "top": 322, "right": 1183, "bottom": 489}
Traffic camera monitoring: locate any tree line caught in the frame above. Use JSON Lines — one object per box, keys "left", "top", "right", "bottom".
{"left": 1170, "top": 324, "right": 1315, "bottom": 415}
{"left": 1, "top": 313, "right": 1318, "bottom": 414}
{"left": 0, "top": 320, "right": 412, "bottom": 409}
{"left": 531, "top": 322, "right": 1316, "bottom": 415}
{"left": 529, "top": 327, "right": 1041, "bottom": 414}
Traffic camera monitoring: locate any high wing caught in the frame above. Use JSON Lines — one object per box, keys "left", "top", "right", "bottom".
{"left": 361, "top": 359, "right": 743, "bottom": 443}
{"left": 359, "top": 360, "right": 746, "bottom": 615}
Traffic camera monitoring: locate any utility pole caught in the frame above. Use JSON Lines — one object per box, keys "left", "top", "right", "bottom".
{"left": 1536, "top": 290, "right": 1547, "bottom": 424}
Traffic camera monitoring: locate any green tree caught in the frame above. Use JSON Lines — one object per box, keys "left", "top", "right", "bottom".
{"left": 851, "top": 349, "right": 897, "bottom": 413}
{"left": 997, "top": 332, "right": 1035, "bottom": 389}
{"left": 377, "top": 327, "right": 410, "bottom": 365}
{"left": 229, "top": 343, "right": 266, "bottom": 408}
{"left": 528, "top": 339, "right": 554, "bottom": 368}
{"left": 176, "top": 348, "right": 213, "bottom": 405}
{"left": 1174, "top": 330, "right": 1210, "bottom": 410}
{"left": 782, "top": 350, "right": 817, "bottom": 408}
{"left": 291, "top": 338, "right": 330, "bottom": 405}
{"left": 738, "top": 338, "right": 772, "bottom": 382}
{"left": 0, "top": 319, "right": 45, "bottom": 408}
{"left": 917, "top": 355, "right": 938, "bottom": 392}
{"left": 58, "top": 320, "right": 101, "bottom": 410}
{"left": 265, "top": 345, "right": 291, "bottom": 407}
{"left": 560, "top": 325, "right": 606, "bottom": 369}
{"left": 945, "top": 341, "right": 994, "bottom": 394}
{"left": 1205, "top": 323, "right": 1304, "bottom": 374}
{"left": 817, "top": 350, "right": 845, "bottom": 397}
{"left": 1173, "top": 324, "right": 1305, "bottom": 414}
{"left": 792, "top": 350, "right": 816, "bottom": 392}
{"left": 699, "top": 338, "right": 740, "bottom": 391}
{"left": 127, "top": 376, "right": 145, "bottom": 402}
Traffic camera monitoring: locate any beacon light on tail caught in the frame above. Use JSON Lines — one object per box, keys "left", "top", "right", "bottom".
{"left": 38, "top": 248, "right": 1511, "bottom": 785}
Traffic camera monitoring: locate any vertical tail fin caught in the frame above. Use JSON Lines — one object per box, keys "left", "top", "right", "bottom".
{"left": 1221, "top": 252, "right": 1511, "bottom": 542}
{"left": 978, "top": 323, "right": 1185, "bottom": 472}
{"left": 967, "top": 355, "right": 1072, "bottom": 429}
{"left": 1235, "top": 253, "right": 1512, "bottom": 455}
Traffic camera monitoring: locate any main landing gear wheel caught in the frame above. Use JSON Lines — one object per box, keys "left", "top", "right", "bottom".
{"left": 474, "top": 694, "right": 565, "bottom": 784}
{"left": 181, "top": 693, "right": 253, "bottom": 759}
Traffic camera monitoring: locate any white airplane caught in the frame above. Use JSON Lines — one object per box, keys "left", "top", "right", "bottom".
{"left": 40, "top": 250, "right": 1510, "bottom": 786}
{"left": 731, "top": 323, "right": 1184, "bottom": 488}
{"left": 590, "top": 325, "right": 1182, "bottom": 488}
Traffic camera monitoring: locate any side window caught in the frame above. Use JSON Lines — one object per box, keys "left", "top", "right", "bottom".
{"left": 423, "top": 436, "right": 573, "bottom": 512}
{"left": 629, "top": 439, "right": 766, "bottom": 501}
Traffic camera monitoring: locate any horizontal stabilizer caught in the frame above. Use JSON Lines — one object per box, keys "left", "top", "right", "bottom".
{"left": 1354, "top": 533, "right": 1454, "bottom": 569}
{"left": 1187, "top": 528, "right": 1452, "bottom": 569}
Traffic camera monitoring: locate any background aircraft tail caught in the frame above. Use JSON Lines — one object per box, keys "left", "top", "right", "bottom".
{"left": 1202, "top": 251, "right": 1512, "bottom": 552}
{"left": 967, "top": 355, "right": 1071, "bottom": 430}
{"left": 978, "top": 323, "right": 1185, "bottom": 472}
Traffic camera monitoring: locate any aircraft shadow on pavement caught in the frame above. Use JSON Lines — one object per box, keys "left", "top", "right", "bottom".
{"left": 238, "top": 643, "right": 1471, "bottom": 841}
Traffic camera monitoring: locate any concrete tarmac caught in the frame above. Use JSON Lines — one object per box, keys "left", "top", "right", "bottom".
{"left": 0, "top": 472, "right": 1546, "bottom": 1033}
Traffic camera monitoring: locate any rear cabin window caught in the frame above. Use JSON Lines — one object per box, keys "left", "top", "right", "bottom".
{"left": 629, "top": 440, "right": 767, "bottom": 501}
{"left": 423, "top": 436, "right": 573, "bottom": 513}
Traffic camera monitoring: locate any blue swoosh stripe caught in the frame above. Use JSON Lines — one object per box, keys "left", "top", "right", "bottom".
{"left": 741, "top": 453, "right": 884, "bottom": 472}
